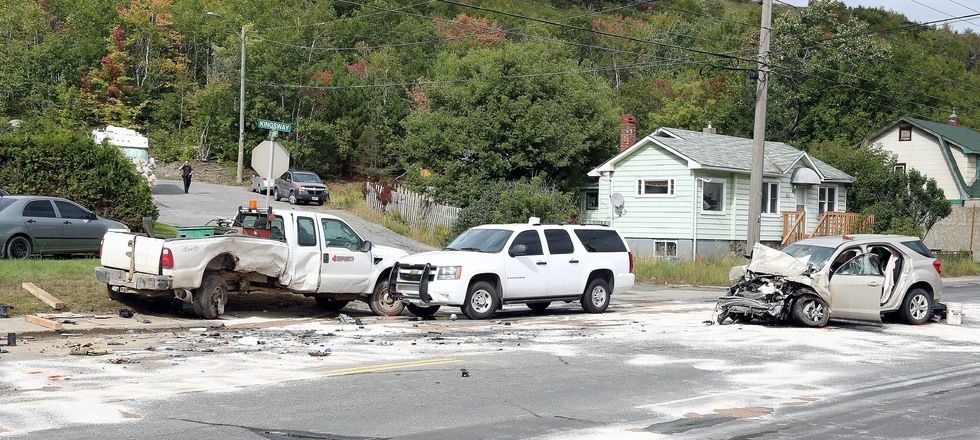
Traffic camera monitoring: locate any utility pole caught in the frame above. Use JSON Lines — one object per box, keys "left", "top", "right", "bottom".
{"left": 746, "top": 0, "right": 772, "bottom": 251}
{"left": 237, "top": 25, "right": 245, "bottom": 184}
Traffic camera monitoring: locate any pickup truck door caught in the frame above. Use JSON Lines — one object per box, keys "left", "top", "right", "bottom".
{"left": 318, "top": 217, "right": 372, "bottom": 293}
{"left": 828, "top": 253, "right": 884, "bottom": 323}
{"left": 542, "top": 229, "right": 581, "bottom": 296}
{"left": 22, "top": 200, "right": 64, "bottom": 253}
{"left": 504, "top": 230, "right": 550, "bottom": 299}
{"left": 287, "top": 215, "right": 322, "bottom": 292}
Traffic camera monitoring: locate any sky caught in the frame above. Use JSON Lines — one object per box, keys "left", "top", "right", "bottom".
{"left": 779, "top": 0, "right": 980, "bottom": 33}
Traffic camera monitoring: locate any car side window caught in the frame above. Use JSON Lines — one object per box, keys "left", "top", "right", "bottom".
{"left": 321, "top": 218, "right": 361, "bottom": 250}
{"left": 297, "top": 216, "right": 317, "bottom": 247}
{"left": 510, "top": 230, "right": 543, "bottom": 256}
{"left": 55, "top": 201, "right": 91, "bottom": 220}
{"left": 23, "top": 200, "right": 56, "bottom": 218}
{"left": 544, "top": 229, "right": 574, "bottom": 255}
{"left": 836, "top": 253, "right": 883, "bottom": 276}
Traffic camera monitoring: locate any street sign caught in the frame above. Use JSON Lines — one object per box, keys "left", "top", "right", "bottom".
{"left": 257, "top": 119, "right": 292, "bottom": 133}
{"left": 251, "top": 140, "right": 289, "bottom": 180}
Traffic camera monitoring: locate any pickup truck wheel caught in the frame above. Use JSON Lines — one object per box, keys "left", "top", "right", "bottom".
{"left": 463, "top": 281, "right": 499, "bottom": 320}
{"left": 899, "top": 288, "right": 932, "bottom": 325}
{"left": 407, "top": 304, "right": 440, "bottom": 318}
{"left": 194, "top": 274, "right": 228, "bottom": 319}
{"left": 273, "top": 188, "right": 280, "bottom": 201}
{"left": 288, "top": 193, "right": 298, "bottom": 205}
{"left": 368, "top": 282, "right": 404, "bottom": 316}
{"left": 315, "top": 297, "right": 349, "bottom": 312}
{"left": 792, "top": 295, "right": 830, "bottom": 327}
{"left": 581, "top": 278, "right": 610, "bottom": 313}
{"left": 527, "top": 302, "right": 550, "bottom": 313}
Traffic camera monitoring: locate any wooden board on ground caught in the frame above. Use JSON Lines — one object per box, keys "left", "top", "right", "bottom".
{"left": 21, "top": 282, "right": 65, "bottom": 310}
{"left": 24, "top": 315, "right": 64, "bottom": 330}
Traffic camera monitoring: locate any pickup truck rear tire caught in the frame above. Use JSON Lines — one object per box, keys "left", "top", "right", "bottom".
{"left": 527, "top": 302, "right": 551, "bottom": 312}
{"left": 407, "top": 304, "right": 440, "bottom": 318}
{"left": 194, "top": 274, "right": 228, "bottom": 319}
{"left": 315, "top": 297, "right": 349, "bottom": 312}
{"left": 462, "top": 281, "right": 499, "bottom": 320}
{"left": 581, "top": 278, "right": 610, "bottom": 313}
{"left": 368, "top": 282, "right": 404, "bottom": 316}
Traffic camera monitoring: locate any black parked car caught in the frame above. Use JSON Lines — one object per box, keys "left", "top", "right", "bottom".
{"left": 273, "top": 170, "right": 329, "bottom": 206}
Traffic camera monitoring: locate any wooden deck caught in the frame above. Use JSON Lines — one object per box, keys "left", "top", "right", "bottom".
{"left": 782, "top": 211, "right": 875, "bottom": 245}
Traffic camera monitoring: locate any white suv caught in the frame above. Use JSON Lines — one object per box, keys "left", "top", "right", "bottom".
{"left": 389, "top": 219, "right": 636, "bottom": 319}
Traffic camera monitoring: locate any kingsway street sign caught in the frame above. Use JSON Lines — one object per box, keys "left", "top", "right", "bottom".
{"left": 257, "top": 119, "right": 292, "bottom": 133}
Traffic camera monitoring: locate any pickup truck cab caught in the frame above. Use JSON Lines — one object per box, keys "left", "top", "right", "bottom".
{"left": 390, "top": 219, "right": 635, "bottom": 319}
{"left": 95, "top": 207, "right": 407, "bottom": 318}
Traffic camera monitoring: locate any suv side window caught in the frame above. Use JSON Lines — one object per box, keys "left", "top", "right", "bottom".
{"left": 544, "top": 229, "right": 574, "bottom": 254}
{"left": 23, "top": 200, "right": 56, "bottom": 218}
{"left": 836, "top": 253, "right": 884, "bottom": 276}
{"left": 573, "top": 229, "right": 627, "bottom": 252}
{"left": 901, "top": 240, "right": 934, "bottom": 258}
{"left": 510, "top": 230, "right": 543, "bottom": 256}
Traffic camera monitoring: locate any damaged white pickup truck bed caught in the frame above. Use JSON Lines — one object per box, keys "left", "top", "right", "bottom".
{"left": 717, "top": 236, "right": 946, "bottom": 327}
{"left": 95, "top": 208, "right": 407, "bottom": 319}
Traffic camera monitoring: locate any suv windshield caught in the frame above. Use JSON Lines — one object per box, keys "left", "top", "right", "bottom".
{"left": 782, "top": 244, "right": 836, "bottom": 271}
{"left": 293, "top": 173, "right": 321, "bottom": 183}
{"left": 445, "top": 228, "right": 513, "bottom": 253}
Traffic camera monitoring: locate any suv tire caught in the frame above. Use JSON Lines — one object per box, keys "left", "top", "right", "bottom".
{"left": 462, "top": 281, "right": 499, "bottom": 320}
{"left": 289, "top": 192, "right": 298, "bottom": 205}
{"left": 368, "top": 282, "right": 404, "bottom": 316}
{"left": 407, "top": 304, "right": 441, "bottom": 318}
{"left": 899, "top": 288, "right": 932, "bottom": 325}
{"left": 194, "top": 273, "right": 228, "bottom": 319}
{"left": 792, "top": 295, "right": 830, "bottom": 327}
{"left": 581, "top": 278, "right": 611, "bottom": 313}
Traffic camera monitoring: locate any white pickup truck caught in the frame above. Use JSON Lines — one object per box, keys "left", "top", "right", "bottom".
{"left": 389, "top": 219, "right": 636, "bottom": 320}
{"left": 95, "top": 207, "right": 407, "bottom": 318}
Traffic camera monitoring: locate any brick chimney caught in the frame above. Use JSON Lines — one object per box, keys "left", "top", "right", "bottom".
{"left": 703, "top": 121, "right": 716, "bottom": 134}
{"left": 949, "top": 110, "right": 961, "bottom": 126}
{"left": 619, "top": 114, "right": 637, "bottom": 153}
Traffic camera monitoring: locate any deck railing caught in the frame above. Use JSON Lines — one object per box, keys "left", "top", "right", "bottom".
{"left": 781, "top": 211, "right": 807, "bottom": 245}
{"left": 782, "top": 211, "right": 875, "bottom": 244}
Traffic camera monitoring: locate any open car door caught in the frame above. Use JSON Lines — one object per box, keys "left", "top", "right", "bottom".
{"left": 828, "top": 253, "right": 884, "bottom": 323}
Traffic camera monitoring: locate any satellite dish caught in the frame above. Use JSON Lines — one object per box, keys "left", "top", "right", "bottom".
{"left": 610, "top": 193, "right": 625, "bottom": 209}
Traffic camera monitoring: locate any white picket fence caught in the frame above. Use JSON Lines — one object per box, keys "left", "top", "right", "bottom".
{"left": 364, "top": 182, "right": 461, "bottom": 230}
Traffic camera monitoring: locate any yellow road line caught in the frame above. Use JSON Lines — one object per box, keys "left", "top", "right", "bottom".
{"left": 317, "top": 358, "right": 461, "bottom": 377}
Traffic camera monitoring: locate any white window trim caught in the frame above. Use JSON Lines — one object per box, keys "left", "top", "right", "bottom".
{"left": 584, "top": 190, "right": 599, "bottom": 211}
{"left": 761, "top": 181, "right": 780, "bottom": 216}
{"left": 636, "top": 178, "right": 676, "bottom": 198}
{"left": 699, "top": 180, "right": 727, "bottom": 215}
{"left": 818, "top": 186, "right": 838, "bottom": 214}
{"left": 894, "top": 163, "right": 907, "bottom": 173}
{"left": 654, "top": 240, "right": 678, "bottom": 259}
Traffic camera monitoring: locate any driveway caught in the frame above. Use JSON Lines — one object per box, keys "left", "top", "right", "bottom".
{"left": 152, "top": 180, "right": 434, "bottom": 254}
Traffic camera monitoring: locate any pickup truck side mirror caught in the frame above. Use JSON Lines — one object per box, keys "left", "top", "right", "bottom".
{"left": 360, "top": 240, "right": 373, "bottom": 253}
{"left": 509, "top": 244, "right": 527, "bottom": 257}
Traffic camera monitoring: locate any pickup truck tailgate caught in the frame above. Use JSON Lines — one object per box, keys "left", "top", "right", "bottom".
{"left": 101, "top": 231, "right": 166, "bottom": 274}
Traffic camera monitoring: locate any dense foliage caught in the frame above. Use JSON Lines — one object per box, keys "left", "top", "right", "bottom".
{"left": 0, "top": 122, "right": 158, "bottom": 228}
{"left": 453, "top": 177, "right": 578, "bottom": 235}
{"left": 0, "top": 0, "right": 978, "bottom": 217}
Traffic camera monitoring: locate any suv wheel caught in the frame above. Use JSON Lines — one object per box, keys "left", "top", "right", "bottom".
{"left": 407, "top": 304, "right": 441, "bottom": 318}
{"left": 900, "top": 288, "right": 932, "bottom": 325}
{"left": 581, "top": 278, "right": 610, "bottom": 313}
{"left": 792, "top": 295, "right": 830, "bottom": 327}
{"left": 462, "top": 281, "right": 499, "bottom": 320}
{"left": 368, "top": 282, "right": 404, "bottom": 316}
{"left": 289, "top": 192, "right": 298, "bottom": 205}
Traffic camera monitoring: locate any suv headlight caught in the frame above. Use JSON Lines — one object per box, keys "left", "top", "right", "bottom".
{"left": 436, "top": 266, "right": 461, "bottom": 280}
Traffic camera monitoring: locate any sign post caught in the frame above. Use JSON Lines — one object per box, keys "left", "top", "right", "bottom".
{"left": 252, "top": 119, "right": 292, "bottom": 208}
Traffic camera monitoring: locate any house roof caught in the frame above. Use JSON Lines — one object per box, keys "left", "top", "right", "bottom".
{"left": 864, "top": 117, "right": 980, "bottom": 154}
{"left": 589, "top": 127, "right": 854, "bottom": 183}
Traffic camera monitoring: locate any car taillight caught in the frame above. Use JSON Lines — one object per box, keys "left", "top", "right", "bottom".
{"left": 933, "top": 259, "right": 942, "bottom": 275}
{"left": 98, "top": 239, "right": 104, "bottom": 257}
{"left": 628, "top": 251, "right": 634, "bottom": 274}
{"left": 161, "top": 247, "right": 174, "bottom": 270}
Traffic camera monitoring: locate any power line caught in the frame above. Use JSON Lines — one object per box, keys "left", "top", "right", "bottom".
{"left": 946, "top": 0, "right": 980, "bottom": 15}
{"left": 908, "top": 0, "right": 980, "bottom": 29}
{"left": 261, "top": 1, "right": 430, "bottom": 31}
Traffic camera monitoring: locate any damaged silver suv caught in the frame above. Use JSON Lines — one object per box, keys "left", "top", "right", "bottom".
{"left": 718, "top": 235, "right": 944, "bottom": 327}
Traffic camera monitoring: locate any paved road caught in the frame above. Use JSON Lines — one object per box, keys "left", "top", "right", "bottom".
{"left": 152, "top": 179, "right": 433, "bottom": 254}
{"left": 3, "top": 284, "right": 978, "bottom": 439}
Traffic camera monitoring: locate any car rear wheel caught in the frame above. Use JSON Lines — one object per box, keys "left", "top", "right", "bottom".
{"left": 581, "top": 278, "right": 610, "bottom": 313}
{"left": 5, "top": 236, "right": 32, "bottom": 259}
{"left": 368, "top": 282, "right": 404, "bottom": 316}
{"left": 900, "top": 288, "right": 932, "bottom": 325}
{"left": 315, "top": 297, "right": 349, "bottom": 312}
{"left": 527, "top": 302, "right": 551, "bottom": 313}
{"left": 792, "top": 295, "right": 830, "bottom": 327}
{"left": 407, "top": 304, "right": 441, "bottom": 318}
{"left": 194, "top": 273, "right": 228, "bottom": 319}
{"left": 462, "top": 281, "right": 499, "bottom": 320}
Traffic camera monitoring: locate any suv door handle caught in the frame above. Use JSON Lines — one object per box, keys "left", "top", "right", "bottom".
{"left": 867, "top": 281, "right": 882, "bottom": 287}
{"left": 536, "top": 261, "right": 547, "bottom": 266}
{"left": 569, "top": 259, "right": 580, "bottom": 264}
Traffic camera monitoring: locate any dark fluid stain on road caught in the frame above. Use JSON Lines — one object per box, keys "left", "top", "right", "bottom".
{"left": 640, "top": 415, "right": 737, "bottom": 434}
{"left": 727, "top": 429, "right": 783, "bottom": 440}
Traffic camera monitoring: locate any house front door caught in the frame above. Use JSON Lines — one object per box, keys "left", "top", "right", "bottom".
{"left": 795, "top": 186, "right": 807, "bottom": 212}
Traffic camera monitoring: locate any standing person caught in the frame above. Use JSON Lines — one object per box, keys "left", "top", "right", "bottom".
{"left": 181, "top": 161, "right": 193, "bottom": 194}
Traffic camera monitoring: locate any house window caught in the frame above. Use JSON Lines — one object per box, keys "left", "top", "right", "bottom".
{"left": 761, "top": 182, "right": 779, "bottom": 214}
{"left": 819, "top": 187, "right": 837, "bottom": 215}
{"left": 584, "top": 191, "right": 599, "bottom": 211}
{"left": 701, "top": 181, "right": 725, "bottom": 212}
{"left": 655, "top": 240, "right": 677, "bottom": 258}
{"left": 895, "top": 163, "right": 907, "bottom": 173}
{"left": 899, "top": 125, "right": 912, "bottom": 141}
{"left": 637, "top": 179, "right": 675, "bottom": 196}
